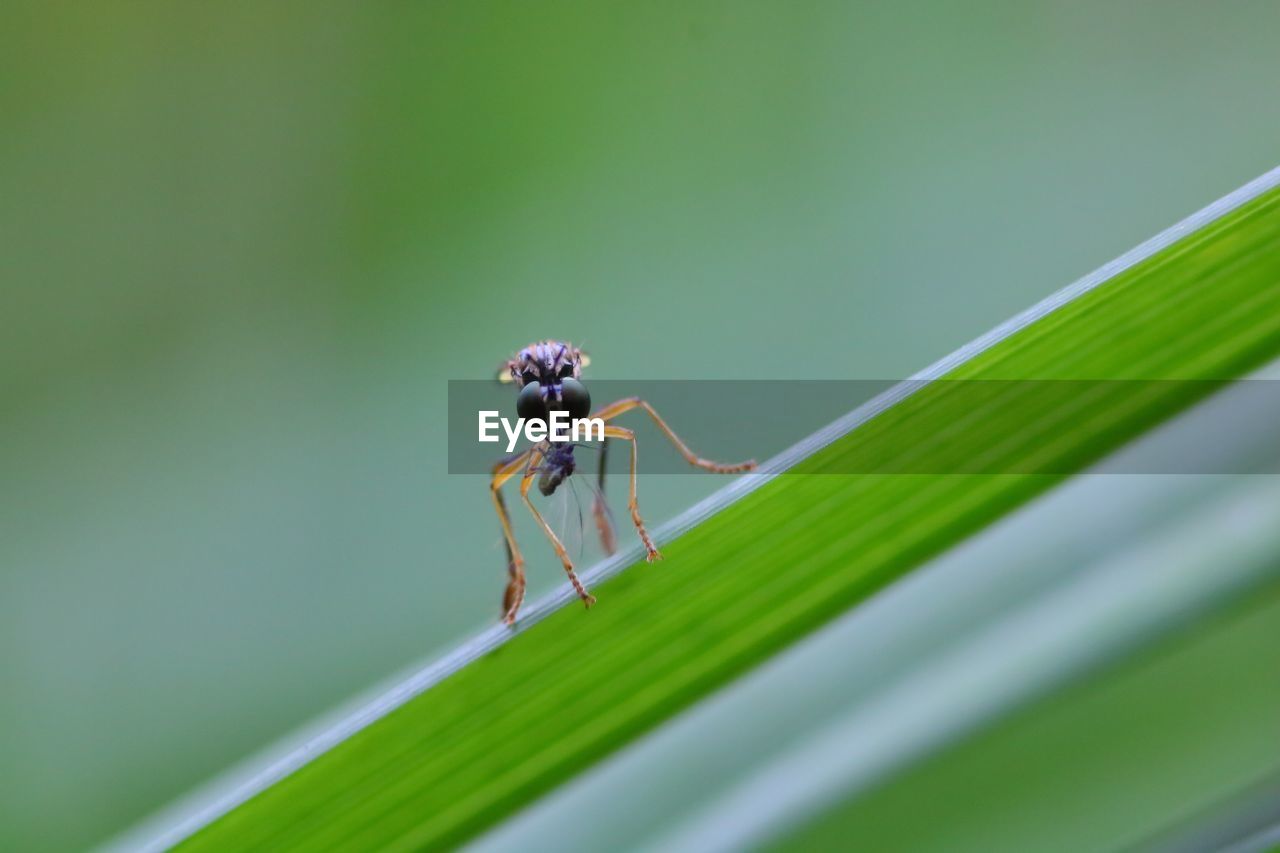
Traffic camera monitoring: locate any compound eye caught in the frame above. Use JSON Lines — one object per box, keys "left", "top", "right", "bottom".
{"left": 559, "top": 378, "right": 591, "bottom": 421}
{"left": 517, "top": 382, "right": 548, "bottom": 422}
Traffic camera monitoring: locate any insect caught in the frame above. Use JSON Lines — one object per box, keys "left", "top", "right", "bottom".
{"left": 491, "top": 340, "right": 757, "bottom": 624}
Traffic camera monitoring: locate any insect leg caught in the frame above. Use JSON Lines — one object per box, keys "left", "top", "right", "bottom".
{"left": 492, "top": 450, "right": 534, "bottom": 624}
{"left": 519, "top": 454, "right": 597, "bottom": 609}
{"left": 602, "top": 425, "right": 661, "bottom": 562}
{"left": 591, "top": 397, "right": 756, "bottom": 474}
{"left": 592, "top": 436, "right": 618, "bottom": 555}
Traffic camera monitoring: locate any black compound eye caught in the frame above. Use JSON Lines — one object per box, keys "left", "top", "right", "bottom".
{"left": 559, "top": 378, "right": 591, "bottom": 421}
{"left": 517, "top": 382, "right": 548, "bottom": 421}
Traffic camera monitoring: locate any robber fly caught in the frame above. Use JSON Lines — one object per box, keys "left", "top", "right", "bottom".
{"left": 491, "top": 340, "right": 757, "bottom": 624}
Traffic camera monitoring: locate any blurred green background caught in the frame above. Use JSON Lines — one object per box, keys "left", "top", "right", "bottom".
{"left": 3, "top": 2, "right": 1279, "bottom": 849}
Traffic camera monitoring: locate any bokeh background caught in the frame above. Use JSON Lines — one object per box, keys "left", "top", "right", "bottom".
{"left": 3, "top": 2, "right": 1279, "bottom": 849}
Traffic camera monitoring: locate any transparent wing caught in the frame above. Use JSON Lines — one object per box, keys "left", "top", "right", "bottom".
{"left": 548, "top": 478, "right": 587, "bottom": 563}
{"left": 574, "top": 442, "right": 617, "bottom": 556}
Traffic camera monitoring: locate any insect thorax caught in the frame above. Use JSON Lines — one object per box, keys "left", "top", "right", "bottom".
{"left": 537, "top": 443, "right": 577, "bottom": 496}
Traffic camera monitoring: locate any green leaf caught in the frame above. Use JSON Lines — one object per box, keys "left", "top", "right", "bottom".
{"left": 181, "top": 185, "right": 1280, "bottom": 851}
{"left": 775, "top": 582, "right": 1280, "bottom": 853}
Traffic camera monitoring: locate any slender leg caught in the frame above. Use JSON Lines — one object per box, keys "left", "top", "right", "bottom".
{"left": 602, "top": 425, "right": 661, "bottom": 562}
{"left": 593, "top": 437, "right": 617, "bottom": 555}
{"left": 591, "top": 397, "right": 757, "bottom": 473}
{"left": 491, "top": 450, "right": 533, "bottom": 624}
{"left": 519, "top": 451, "right": 597, "bottom": 609}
